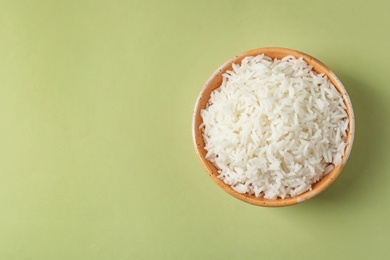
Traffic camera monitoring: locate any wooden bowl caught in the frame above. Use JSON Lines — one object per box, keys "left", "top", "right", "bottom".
{"left": 192, "top": 47, "right": 355, "bottom": 207}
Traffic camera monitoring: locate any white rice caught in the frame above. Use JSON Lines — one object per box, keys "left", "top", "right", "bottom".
{"left": 200, "top": 54, "right": 348, "bottom": 199}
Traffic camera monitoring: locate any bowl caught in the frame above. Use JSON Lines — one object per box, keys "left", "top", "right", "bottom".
{"left": 192, "top": 47, "right": 355, "bottom": 207}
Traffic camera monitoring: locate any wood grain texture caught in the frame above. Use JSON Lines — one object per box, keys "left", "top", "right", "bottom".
{"left": 192, "top": 47, "right": 355, "bottom": 207}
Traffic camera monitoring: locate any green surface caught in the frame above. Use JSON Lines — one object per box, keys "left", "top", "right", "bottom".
{"left": 1, "top": 0, "right": 389, "bottom": 259}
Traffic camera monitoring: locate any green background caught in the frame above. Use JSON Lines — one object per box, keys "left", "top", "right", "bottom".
{"left": 1, "top": 0, "right": 389, "bottom": 259}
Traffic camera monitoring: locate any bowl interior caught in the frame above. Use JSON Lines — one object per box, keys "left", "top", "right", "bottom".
{"left": 193, "top": 47, "right": 355, "bottom": 207}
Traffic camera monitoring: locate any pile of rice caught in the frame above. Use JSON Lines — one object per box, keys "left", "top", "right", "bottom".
{"left": 200, "top": 54, "right": 349, "bottom": 199}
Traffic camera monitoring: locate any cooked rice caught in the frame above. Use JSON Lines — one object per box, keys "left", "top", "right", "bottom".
{"left": 200, "top": 54, "right": 348, "bottom": 199}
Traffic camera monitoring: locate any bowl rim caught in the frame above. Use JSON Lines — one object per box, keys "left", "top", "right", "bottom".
{"left": 192, "top": 47, "right": 355, "bottom": 207}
